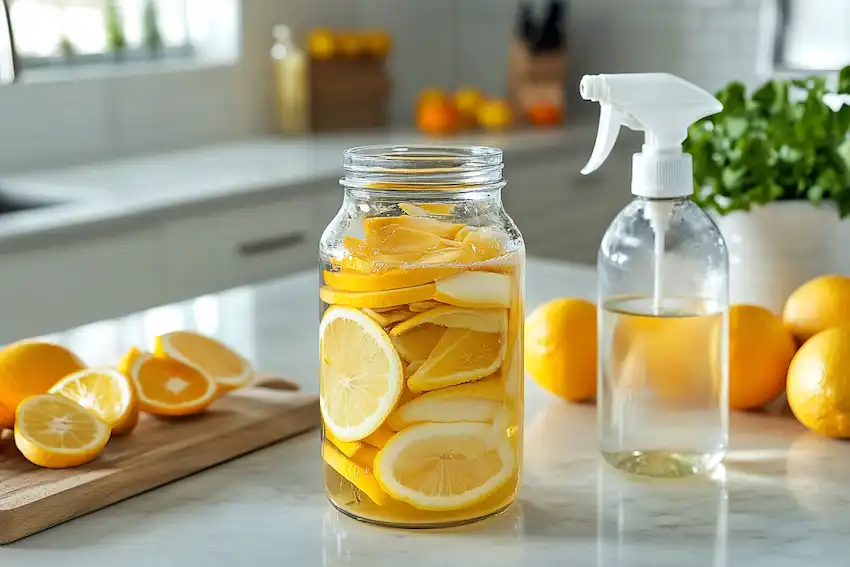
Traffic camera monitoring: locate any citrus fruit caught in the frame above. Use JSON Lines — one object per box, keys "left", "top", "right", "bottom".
{"left": 125, "top": 352, "right": 217, "bottom": 416}
{"left": 362, "top": 307, "right": 415, "bottom": 327}
{"left": 476, "top": 99, "right": 513, "bottom": 131}
{"left": 324, "top": 428, "right": 378, "bottom": 468}
{"left": 307, "top": 28, "right": 335, "bottom": 59}
{"left": 417, "top": 99, "right": 460, "bottom": 136}
{"left": 455, "top": 227, "right": 505, "bottom": 262}
{"left": 374, "top": 422, "right": 514, "bottom": 511}
{"left": 363, "top": 216, "right": 464, "bottom": 241}
{"left": 0, "top": 401, "right": 13, "bottom": 431}
{"left": 408, "top": 300, "right": 444, "bottom": 313}
{"left": 362, "top": 30, "right": 392, "bottom": 56}
{"left": 391, "top": 306, "right": 508, "bottom": 336}
{"left": 453, "top": 87, "right": 484, "bottom": 127}
{"left": 323, "top": 267, "right": 458, "bottom": 294}
{"left": 399, "top": 203, "right": 455, "bottom": 216}
{"left": 0, "top": 341, "right": 86, "bottom": 427}
{"left": 320, "top": 306, "right": 404, "bottom": 441}
{"left": 323, "top": 440, "right": 389, "bottom": 505}
{"left": 783, "top": 275, "right": 850, "bottom": 343}
{"left": 118, "top": 346, "right": 145, "bottom": 377}
{"left": 320, "top": 283, "right": 436, "bottom": 309}
{"left": 729, "top": 304, "right": 797, "bottom": 410}
{"left": 407, "top": 324, "right": 507, "bottom": 393}
{"left": 434, "top": 271, "right": 511, "bottom": 308}
{"left": 386, "top": 376, "right": 504, "bottom": 430}
{"left": 525, "top": 298, "right": 596, "bottom": 402}
{"left": 49, "top": 367, "right": 139, "bottom": 436}
{"left": 390, "top": 323, "right": 445, "bottom": 363}
{"left": 154, "top": 331, "right": 254, "bottom": 391}
{"left": 365, "top": 225, "right": 448, "bottom": 255}
{"left": 787, "top": 326, "right": 850, "bottom": 438}
{"left": 362, "top": 426, "right": 395, "bottom": 449}
{"left": 404, "top": 360, "right": 424, "bottom": 377}
{"left": 15, "top": 394, "right": 111, "bottom": 468}
{"left": 335, "top": 31, "right": 364, "bottom": 57}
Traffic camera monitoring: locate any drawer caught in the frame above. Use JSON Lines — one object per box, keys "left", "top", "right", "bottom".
{"left": 165, "top": 197, "right": 316, "bottom": 300}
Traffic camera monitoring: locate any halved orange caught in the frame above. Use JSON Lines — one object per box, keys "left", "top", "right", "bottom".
{"left": 15, "top": 394, "right": 111, "bottom": 468}
{"left": 155, "top": 331, "right": 254, "bottom": 391}
{"left": 49, "top": 367, "right": 139, "bottom": 436}
{"left": 126, "top": 352, "right": 217, "bottom": 416}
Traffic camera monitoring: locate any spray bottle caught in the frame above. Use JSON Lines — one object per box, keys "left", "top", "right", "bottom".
{"left": 581, "top": 73, "right": 729, "bottom": 478}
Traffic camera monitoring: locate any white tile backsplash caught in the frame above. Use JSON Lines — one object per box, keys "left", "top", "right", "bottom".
{"left": 0, "top": 0, "right": 771, "bottom": 172}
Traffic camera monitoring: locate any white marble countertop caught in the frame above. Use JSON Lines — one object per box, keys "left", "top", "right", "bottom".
{"left": 6, "top": 258, "right": 848, "bottom": 566}
{"left": 0, "top": 127, "right": 594, "bottom": 252}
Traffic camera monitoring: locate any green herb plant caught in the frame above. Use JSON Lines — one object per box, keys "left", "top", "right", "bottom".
{"left": 105, "top": 0, "right": 126, "bottom": 55}
{"left": 684, "top": 66, "right": 850, "bottom": 218}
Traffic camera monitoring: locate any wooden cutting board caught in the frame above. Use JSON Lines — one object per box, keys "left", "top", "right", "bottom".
{"left": 0, "top": 378, "right": 319, "bottom": 544}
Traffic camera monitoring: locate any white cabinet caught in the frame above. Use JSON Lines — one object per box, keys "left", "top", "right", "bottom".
{"left": 164, "top": 195, "right": 320, "bottom": 301}
{"left": 0, "top": 228, "right": 161, "bottom": 343}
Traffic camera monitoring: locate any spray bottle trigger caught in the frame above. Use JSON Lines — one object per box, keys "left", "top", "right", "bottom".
{"left": 581, "top": 104, "right": 621, "bottom": 175}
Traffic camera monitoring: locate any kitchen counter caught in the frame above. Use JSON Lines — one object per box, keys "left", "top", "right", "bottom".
{"left": 0, "top": 127, "right": 593, "bottom": 253}
{"left": 6, "top": 258, "right": 849, "bottom": 566}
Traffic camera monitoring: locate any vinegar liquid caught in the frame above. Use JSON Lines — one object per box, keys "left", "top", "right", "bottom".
{"left": 598, "top": 295, "right": 728, "bottom": 478}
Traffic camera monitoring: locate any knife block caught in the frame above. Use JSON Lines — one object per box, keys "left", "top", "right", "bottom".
{"left": 507, "top": 39, "right": 568, "bottom": 123}
{"left": 309, "top": 57, "right": 392, "bottom": 131}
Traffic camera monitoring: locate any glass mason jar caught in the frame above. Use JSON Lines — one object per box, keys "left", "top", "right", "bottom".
{"left": 318, "top": 145, "right": 525, "bottom": 528}
{"left": 597, "top": 197, "right": 729, "bottom": 478}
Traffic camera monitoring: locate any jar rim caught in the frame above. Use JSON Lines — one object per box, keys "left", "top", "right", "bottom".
{"left": 341, "top": 144, "right": 505, "bottom": 192}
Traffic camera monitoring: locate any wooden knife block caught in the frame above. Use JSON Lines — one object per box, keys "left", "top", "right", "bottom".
{"left": 507, "top": 40, "right": 568, "bottom": 122}
{"left": 309, "top": 57, "right": 392, "bottom": 131}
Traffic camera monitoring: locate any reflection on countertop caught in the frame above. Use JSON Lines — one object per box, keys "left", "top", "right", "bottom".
{"left": 5, "top": 258, "right": 848, "bottom": 566}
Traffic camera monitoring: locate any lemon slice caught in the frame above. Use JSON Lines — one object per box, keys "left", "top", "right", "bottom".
{"left": 128, "top": 353, "right": 218, "bottom": 416}
{"left": 363, "top": 426, "right": 395, "bottom": 449}
{"left": 15, "top": 394, "right": 111, "bottom": 469}
{"left": 320, "top": 283, "right": 436, "bottom": 309}
{"left": 435, "top": 272, "right": 511, "bottom": 308}
{"left": 374, "top": 421, "right": 514, "bottom": 511}
{"left": 391, "top": 306, "right": 508, "bottom": 336}
{"left": 404, "top": 360, "right": 424, "bottom": 377}
{"left": 323, "top": 441, "right": 390, "bottom": 506}
{"left": 407, "top": 323, "right": 508, "bottom": 393}
{"left": 362, "top": 307, "right": 415, "bottom": 327}
{"left": 49, "top": 367, "right": 139, "bottom": 436}
{"left": 391, "top": 323, "right": 445, "bottom": 363}
{"left": 320, "top": 306, "right": 404, "bottom": 441}
{"left": 399, "top": 203, "right": 455, "bottom": 217}
{"left": 155, "top": 331, "right": 254, "bottom": 391}
{"left": 408, "top": 300, "right": 444, "bottom": 313}
{"left": 387, "top": 376, "right": 505, "bottom": 430}
{"left": 363, "top": 215, "right": 464, "bottom": 240}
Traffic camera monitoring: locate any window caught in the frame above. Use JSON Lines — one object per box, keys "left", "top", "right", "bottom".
{"left": 9, "top": 0, "right": 193, "bottom": 70}
{"left": 771, "top": 0, "right": 850, "bottom": 71}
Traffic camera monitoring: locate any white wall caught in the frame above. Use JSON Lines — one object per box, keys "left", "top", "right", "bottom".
{"left": 0, "top": 0, "right": 770, "bottom": 173}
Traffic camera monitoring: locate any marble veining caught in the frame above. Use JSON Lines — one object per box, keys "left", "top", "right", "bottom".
{"left": 4, "top": 259, "right": 848, "bottom": 566}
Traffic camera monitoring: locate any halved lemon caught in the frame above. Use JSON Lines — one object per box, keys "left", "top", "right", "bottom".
{"left": 387, "top": 376, "right": 505, "bottom": 430}
{"left": 435, "top": 272, "right": 511, "bottom": 308}
{"left": 323, "top": 440, "right": 390, "bottom": 506}
{"left": 15, "top": 394, "right": 111, "bottom": 468}
{"left": 320, "top": 306, "right": 404, "bottom": 441}
{"left": 127, "top": 352, "right": 218, "bottom": 416}
{"left": 407, "top": 324, "right": 507, "bottom": 393}
{"left": 391, "top": 323, "right": 445, "bottom": 363}
{"left": 155, "top": 331, "right": 253, "bottom": 391}
{"left": 49, "top": 367, "right": 139, "bottom": 436}
{"left": 391, "top": 306, "right": 508, "bottom": 336}
{"left": 320, "top": 283, "right": 436, "bottom": 309}
{"left": 374, "top": 421, "right": 514, "bottom": 511}
{"left": 362, "top": 307, "right": 415, "bottom": 327}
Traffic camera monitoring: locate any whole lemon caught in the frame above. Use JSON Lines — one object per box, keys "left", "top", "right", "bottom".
{"left": 787, "top": 326, "right": 850, "bottom": 438}
{"left": 729, "top": 304, "right": 797, "bottom": 410}
{"left": 0, "top": 341, "right": 86, "bottom": 428}
{"left": 525, "top": 298, "right": 596, "bottom": 402}
{"left": 307, "top": 28, "right": 336, "bottom": 59}
{"left": 783, "top": 274, "right": 850, "bottom": 344}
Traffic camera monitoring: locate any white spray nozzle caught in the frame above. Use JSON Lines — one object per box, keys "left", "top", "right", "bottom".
{"left": 579, "top": 73, "right": 722, "bottom": 199}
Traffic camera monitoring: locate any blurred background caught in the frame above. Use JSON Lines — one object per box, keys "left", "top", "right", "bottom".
{"left": 0, "top": 0, "right": 845, "bottom": 346}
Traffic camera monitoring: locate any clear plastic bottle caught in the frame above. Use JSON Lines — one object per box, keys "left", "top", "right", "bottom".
{"left": 579, "top": 73, "right": 729, "bottom": 478}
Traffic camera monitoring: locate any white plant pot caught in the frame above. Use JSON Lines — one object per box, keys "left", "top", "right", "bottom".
{"left": 713, "top": 201, "right": 849, "bottom": 314}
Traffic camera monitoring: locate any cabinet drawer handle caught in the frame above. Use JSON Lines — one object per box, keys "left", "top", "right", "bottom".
{"left": 237, "top": 232, "right": 306, "bottom": 257}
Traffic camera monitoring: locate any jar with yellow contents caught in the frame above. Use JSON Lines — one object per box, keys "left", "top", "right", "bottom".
{"left": 319, "top": 145, "right": 525, "bottom": 528}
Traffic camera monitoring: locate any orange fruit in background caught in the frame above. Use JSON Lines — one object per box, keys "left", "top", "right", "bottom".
{"left": 526, "top": 103, "right": 563, "bottom": 127}
{"left": 416, "top": 88, "right": 448, "bottom": 114}
{"left": 417, "top": 99, "right": 460, "bottom": 136}
{"left": 728, "top": 304, "right": 796, "bottom": 410}
{"left": 307, "top": 28, "right": 336, "bottom": 59}
{"left": 335, "top": 31, "right": 364, "bottom": 57}
{"left": 477, "top": 99, "right": 513, "bottom": 131}
{"left": 783, "top": 274, "right": 850, "bottom": 344}
{"left": 525, "top": 298, "right": 596, "bottom": 402}
{"left": 0, "top": 341, "right": 86, "bottom": 429}
{"left": 787, "top": 326, "right": 850, "bottom": 438}
{"left": 453, "top": 87, "right": 484, "bottom": 129}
